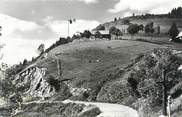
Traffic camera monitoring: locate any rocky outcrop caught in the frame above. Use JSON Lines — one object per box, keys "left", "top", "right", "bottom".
{"left": 12, "top": 67, "right": 56, "bottom": 99}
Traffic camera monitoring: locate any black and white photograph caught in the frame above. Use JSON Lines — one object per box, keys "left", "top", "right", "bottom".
{"left": 0, "top": 0, "right": 182, "bottom": 117}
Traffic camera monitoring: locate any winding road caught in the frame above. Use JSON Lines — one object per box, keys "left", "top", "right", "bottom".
{"left": 63, "top": 100, "right": 139, "bottom": 117}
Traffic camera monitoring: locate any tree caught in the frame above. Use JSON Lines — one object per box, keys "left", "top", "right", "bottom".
{"left": 23, "top": 59, "right": 28, "bottom": 66}
{"left": 31, "top": 57, "right": 35, "bottom": 62}
{"left": 139, "top": 24, "right": 144, "bottom": 31}
{"left": 168, "top": 22, "right": 179, "bottom": 41}
{"left": 123, "top": 19, "right": 130, "bottom": 25}
{"left": 114, "top": 17, "right": 117, "bottom": 22}
{"left": 169, "top": 7, "right": 182, "bottom": 18}
{"left": 133, "top": 13, "right": 135, "bottom": 17}
{"left": 127, "top": 24, "right": 140, "bottom": 36}
{"left": 96, "top": 25, "right": 105, "bottom": 31}
{"left": 95, "top": 31, "right": 101, "bottom": 38}
{"left": 37, "top": 44, "right": 45, "bottom": 55}
{"left": 109, "top": 26, "right": 122, "bottom": 37}
{"left": 157, "top": 25, "right": 160, "bottom": 35}
{"left": 72, "top": 34, "right": 80, "bottom": 39}
{"left": 145, "top": 22, "right": 154, "bottom": 34}
{"left": 82, "top": 30, "right": 92, "bottom": 38}
{"left": 0, "top": 79, "right": 15, "bottom": 101}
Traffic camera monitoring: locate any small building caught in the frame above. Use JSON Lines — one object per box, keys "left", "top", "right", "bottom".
{"left": 176, "top": 31, "right": 182, "bottom": 40}
{"left": 91, "top": 30, "right": 111, "bottom": 39}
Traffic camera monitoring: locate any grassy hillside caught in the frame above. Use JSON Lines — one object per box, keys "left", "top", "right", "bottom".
{"left": 35, "top": 40, "right": 162, "bottom": 100}
{"left": 4, "top": 36, "right": 182, "bottom": 117}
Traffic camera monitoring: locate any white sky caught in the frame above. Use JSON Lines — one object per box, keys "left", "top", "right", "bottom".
{"left": 0, "top": 13, "right": 99, "bottom": 65}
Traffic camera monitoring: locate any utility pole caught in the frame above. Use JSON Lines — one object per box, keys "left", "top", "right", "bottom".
{"left": 157, "top": 69, "right": 170, "bottom": 116}
{"left": 55, "top": 53, "right": 62, "bottom": 80}
{"left": 68, "top": 22, "right": 69, "bottom": 37}
{"left": 56, "top": 58, "right": 61, "bottom": 79}
{"left": 67, "top": 19, "right": 76, "bottom": 37}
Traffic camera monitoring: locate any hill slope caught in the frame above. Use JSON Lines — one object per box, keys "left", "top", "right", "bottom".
{"left": 4, "top": 39, "right": 182, "bottom": 117}
{"left": 99, "top": 16, "right": 182, "bottom": 34}
{"left": 35, "top": 40, "right": 162, "bottom": 101}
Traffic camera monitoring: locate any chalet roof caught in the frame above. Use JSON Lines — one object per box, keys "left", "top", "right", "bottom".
{"left": 91, "top": 30, "right": 110, "bottom": 35}
{"left": 99, "top": 30, "right": 110, "bottom": 35}
{"left": 177, "top": 31, "right": 182, "bottom": 38}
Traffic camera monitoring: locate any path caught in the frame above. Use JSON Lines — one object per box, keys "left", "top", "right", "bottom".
{"left": 63, "top": 100, "right": 139, "bottom": 117}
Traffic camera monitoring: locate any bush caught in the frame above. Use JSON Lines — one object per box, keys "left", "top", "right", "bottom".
{"left": 82, "top": 30, "right": 92, "bottom": 38}
{"left": 97, "top": 81, "right": 133, "bottom": 103}
{"left": 145, "top": 22, "right": 154, "bottom": 34}
{"left": 0, "top": 79, "right": 15, "bottom": 99}
{"left": 96, "top": 25, "right": 105, "bottom": 31}
{"left": 127, "top": 24, "right": 140, "bottom": 35}
{"left": 44, "top": 37, "right": 71, "bottom": 53}
{"left": 109, "top": 26, "right": 122, "bottom": 37}
{"left": 123, "top": 19, "right": 130, "bottom": 24}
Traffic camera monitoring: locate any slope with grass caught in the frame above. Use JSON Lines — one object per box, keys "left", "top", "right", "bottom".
{"left": 35, "top": 40, "right": 162, "bottom": 101}
{"left": 5, "top": 39, "right": 182, "bottom": 117}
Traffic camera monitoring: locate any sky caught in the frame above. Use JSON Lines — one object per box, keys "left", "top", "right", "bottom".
{"left": 0, "top": 0, "right": 181, "bottom": 65}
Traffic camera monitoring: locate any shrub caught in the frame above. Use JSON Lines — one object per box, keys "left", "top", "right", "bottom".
{"left": 82, "top": 30, "right": 92, "bottom": 38}
{"left": 123, "top": 19, "right": 130, "bottom": 24}
{"left": 127, "top": 24, "right": 140, "bottom": 35}
{"left": 0, "top": 79, "right": 15, "bottom": 99}
{"left": 109, "top": 26, "right": 122, "bottom": 37}
{"left": 145, "top": 22, "right": 154, "bottom": 34}
{"left": 96, "top": 25, "right": 105, "bottom": 31}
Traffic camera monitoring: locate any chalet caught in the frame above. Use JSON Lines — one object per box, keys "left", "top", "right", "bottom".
{"left": 176, "top": 31, "right": 182, "bottom": 40}
{"left": 169, "top": 31, "right": 182, "bottom": 42}
{"left": 91, "top": 30, "right": 111, "bottom": 39}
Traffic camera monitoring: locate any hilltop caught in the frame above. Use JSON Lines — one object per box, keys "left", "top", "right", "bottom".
{"left": 96, "top": 14, "right": 182, "bottom": 34}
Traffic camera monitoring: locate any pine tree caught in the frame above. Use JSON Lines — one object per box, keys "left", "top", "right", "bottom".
{"left": 168, "top": 22, "right": 179, "bottom": 41}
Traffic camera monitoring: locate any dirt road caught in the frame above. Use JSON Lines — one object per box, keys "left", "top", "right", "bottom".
{"left": 63, "top": 100, "right": 139, "bottom": 117}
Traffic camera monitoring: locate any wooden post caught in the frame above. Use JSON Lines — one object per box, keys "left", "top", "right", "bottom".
{"left": 162, "top": 69, "right": 167, "bottom": 116}
{"left": 55, "top": 53, "right": 62, "bottom": 80}
{"left": 167, "top": 95, "right": 171, "bottom": 117}
{"left": 157, "top": 69, "right": 170, "bottom": 116}
{"left": 56, "top": 58, "right": 61, "bottom": 79}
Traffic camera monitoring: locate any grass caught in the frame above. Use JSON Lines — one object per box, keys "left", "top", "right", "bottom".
{"left": 35, "top": 40, "right": 162, "bottom": 101}
{"left": 11, "top": 37, "right": 182, "bottom": 116}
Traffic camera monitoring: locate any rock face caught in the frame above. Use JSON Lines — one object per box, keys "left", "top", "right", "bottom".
{"left": 12, "top": 67, "right": 56, "bottom": 99}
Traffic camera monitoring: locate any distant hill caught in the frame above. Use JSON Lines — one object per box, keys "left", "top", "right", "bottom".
{"left": 96, "top": 14, "right": 182, "bottom": 34}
